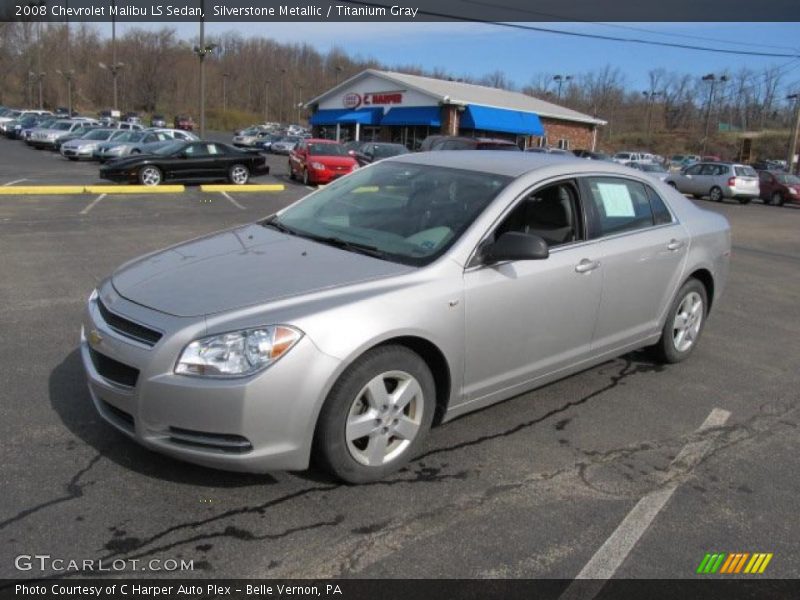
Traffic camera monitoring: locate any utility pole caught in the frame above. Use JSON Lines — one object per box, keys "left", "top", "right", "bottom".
{"left": 643, "top": 90, "right": 663, "bottom": 139}
{"left": 36, "top": 22, "right": 44, "bottom": 109}
{"left": 192, "top": 0, "right": 217, "bottom": 138}
{"left": 701, "top": 73, "right": 727, "bottom": 156}
{"left": 99, "top": 2, "right": 124, "bottom": 112}
{"left": 264, "top": 80, "right": 270, "bottom": 122}
{"left": 279, "top": 68, "right": 287, "bottom": 123}
{"left": 787, "top": 93, "right": 800, "bottom": 175}
{"left": 334, "top": 65, "right": 343, "bottom": 85}
{"left": 553, "top": 74, "right": 572, "bottom": 102}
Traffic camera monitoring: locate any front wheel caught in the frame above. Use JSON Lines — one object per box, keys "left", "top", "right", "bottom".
{"left": 302, "top": 169, "right": 311, "bottom": 186}
{"left": 771, "top": 192, "right": 784, "bottom": 207}
{"left": 709, "top": 186, "right": 723, "bottom": 202}
{"left": 138, "top": 165, "right": 162, "bottom": 186}
{"left": 228, "top": 164, "right": 250, "bottom": 185}
{"left": 650, "top": 278, "right": 708, "bottom": 364}
{"left": 313, "top": 345, "right": 436, "bottom": 484}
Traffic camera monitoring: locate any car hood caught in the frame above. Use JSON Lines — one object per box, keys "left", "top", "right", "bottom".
{"left": 111, "top": 223, "right": 412, "bottom": 317}
{"left": 65, "top": 138, "right": 103, "bottom": 148}
{"left": 311, "top": 155, "right": 358, "bottom": 167}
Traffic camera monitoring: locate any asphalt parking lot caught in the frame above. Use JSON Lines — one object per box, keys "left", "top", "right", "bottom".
{"left": 1, "top": 135, "right": 799, "bottom": 582}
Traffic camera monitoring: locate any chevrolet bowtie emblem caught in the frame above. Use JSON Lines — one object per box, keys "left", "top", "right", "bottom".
{"left": 88, "top": 329, "right": 103, "bottom": 346}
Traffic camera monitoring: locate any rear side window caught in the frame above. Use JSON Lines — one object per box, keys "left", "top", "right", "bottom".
{"left": 583, "top": 177, "right": 655, "bottom": 238}
{"left": 646, "top": 186, "right": 673, "bottom": 225}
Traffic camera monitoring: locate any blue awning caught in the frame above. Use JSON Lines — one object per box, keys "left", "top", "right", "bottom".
{"left": 336, "top": 107, "right": 384, "bottom": 125}
{"left": 381, "top": 106, "right": 442, "bottom": 127}
{"left": 309, "top": 109, "right": 352, "bottom": 126}
{"left": 461, "top": 104, "right": 544, "bottom": 136}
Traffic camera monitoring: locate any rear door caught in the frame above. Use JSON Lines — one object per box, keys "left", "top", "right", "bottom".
{"left": 758, "top": 171, "right": 775, "bottom": 200}
{"left": 580, "top": 176, "right": 689, "bottom": 352}
{"left": 680, "top": 163, "right": 704, "bottom": 195}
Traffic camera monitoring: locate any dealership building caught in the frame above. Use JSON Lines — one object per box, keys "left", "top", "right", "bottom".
{"left": 305, "top": 69, "right": 606, "bottom": 150}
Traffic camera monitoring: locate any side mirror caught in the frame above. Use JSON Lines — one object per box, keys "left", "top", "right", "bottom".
{"left": 483, "top": 232, "right": 549, "bottom": 263}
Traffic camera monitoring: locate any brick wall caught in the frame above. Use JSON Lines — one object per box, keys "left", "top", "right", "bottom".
{"left": 441, "top": 105, "right": 460, "bottom": 136}
{"left": 539, "top": 118, "right": 596, "bottom": 151}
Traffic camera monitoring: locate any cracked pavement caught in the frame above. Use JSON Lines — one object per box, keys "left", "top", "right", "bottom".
{"left": 1, "top": 137, "right": 799, "bottom": 580}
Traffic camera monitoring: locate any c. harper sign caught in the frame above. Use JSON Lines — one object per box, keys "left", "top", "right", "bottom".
{"left": 342, "top": 91, "right": 404, "bottom": 109}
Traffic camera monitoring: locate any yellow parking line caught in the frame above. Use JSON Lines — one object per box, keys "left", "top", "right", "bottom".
{"left": 199, "top": 184, "right": 285, "bottom": 192}
{"left": 0, "top": 186, "right": 85, "bottom": 195}
{"left": 84, "top": 185, "right": 185, "bottom": 194}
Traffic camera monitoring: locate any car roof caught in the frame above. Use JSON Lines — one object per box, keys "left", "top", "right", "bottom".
{"left": 387, "top": 150, "right": 642, "bottom": 178}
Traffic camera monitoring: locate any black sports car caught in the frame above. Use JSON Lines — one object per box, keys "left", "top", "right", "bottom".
{"left": 99, "top": 140, "right": 269, "bottom": 186}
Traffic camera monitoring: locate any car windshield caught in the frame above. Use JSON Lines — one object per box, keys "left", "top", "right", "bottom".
{"left": 268, "top": 162, "right": 511, "bottom": 266}
{"left": 127, "top": 132, "right": 147, "bottom": 142}
{"left": 775, "top": 173, "right": 800, "bottom": 184}
{"left": 671, "top": 155, "right": 685, "bottom": 161}
{"left": 372, "top": 145, "right": 410, "bottom": 159}
{"left": 641, "top": 164, "right": 666, "bottom": 172}
{"left": 735, "top": 166, "right": 757, "bottom": 177}
{"left": 308, "top": 143, "right": 348, "bottom": 156}
{"left": 83, "top": 129, "right": 113, "bottom": 140}
{"left": 53, "top": 122, "right": 73, "bottom": 130}
{"left": 615, "top": 153, "right": 631, "bottom": 159}
{"left": 241, "top": 128, "right": 260, "bottom": 135}
{"left": 152, "top": 141, "right": 187, "bottom": 155}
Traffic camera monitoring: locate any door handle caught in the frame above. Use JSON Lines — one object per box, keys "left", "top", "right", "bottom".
{"left": 575, "top": 258, "right": 600, "bottom": 273}
{"left": 667, "top": 239, "right": 686, "bottom": 251}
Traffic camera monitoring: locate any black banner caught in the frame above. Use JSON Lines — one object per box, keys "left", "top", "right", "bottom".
{"left": 2, "top": 0, "right": 799, "bottom": 22}
{"left": 2, "top": 579, "right": 800, "bottom": 600}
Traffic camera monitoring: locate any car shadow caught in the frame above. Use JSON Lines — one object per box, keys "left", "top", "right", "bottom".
{"left": 49, "top": 349, "right": 278, "bottom": 487}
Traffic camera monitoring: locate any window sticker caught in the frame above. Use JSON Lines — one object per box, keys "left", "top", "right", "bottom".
{"left": 596, "top": 183, "right": 635, "bottom": 217}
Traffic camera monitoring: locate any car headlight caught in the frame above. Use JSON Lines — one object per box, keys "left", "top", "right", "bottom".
{"left": 310, "top": 162, "right": 326, "bottom": 170}
{"left": 790, "top": 188, "right": 798, "bottom": 195}
{"left": 175, "top": 325, "right": 302, "bottom": 378}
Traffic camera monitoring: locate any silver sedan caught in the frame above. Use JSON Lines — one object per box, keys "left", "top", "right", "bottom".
{"left": 81, "top": 152, "right": 731, "bottom": 483}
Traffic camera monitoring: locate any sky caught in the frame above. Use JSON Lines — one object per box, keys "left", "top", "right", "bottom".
{"left": 111, "top": 21, "right": 800, "bottom": 95}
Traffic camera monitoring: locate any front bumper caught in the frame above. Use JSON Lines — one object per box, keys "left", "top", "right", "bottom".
{"left": 80, "top": 285, "right": 340, "bottom": 472}
{"left": 724, "top": 185, "right": 759, "bottom": 198}
{"left": 61, "top": 146, "right": 95, "bottom": 159}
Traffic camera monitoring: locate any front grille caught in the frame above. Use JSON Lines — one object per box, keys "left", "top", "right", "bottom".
{"left": 97, "top": 299, "right": 162, "bottom": 347}
{"left": 168, "top": 427, "right": 253, "bottom": 454}
{"left": 99, "top": 399, "right": 135, "bottom": 432}
{"left": 88, "top": 347, "right": 140, "bottom": 388}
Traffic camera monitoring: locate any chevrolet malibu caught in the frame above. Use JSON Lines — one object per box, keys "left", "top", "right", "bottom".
{"left": 81, "top": 152, "right": 731, "bottom": 483}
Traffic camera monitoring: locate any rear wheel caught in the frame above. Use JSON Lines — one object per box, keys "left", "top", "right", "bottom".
{"left": 738, "top": 197, "right": 751, "bottom": 205}
{"left": 138, "top": 166, "right": 162, "bottom": 186}
{"left": 650, "top": 278, "right": 708, "bottom": 364}
{"left": 228, "top": 164, "right": 250, "bottom": 185}
{"left": 313, "top": 345, "right": 436, "bottom": 483}
{"left": 709, "top": 186, "right": 723, "bottom": 202}
{"left": 771, "top": 192, "right": 785, "bottom": 206}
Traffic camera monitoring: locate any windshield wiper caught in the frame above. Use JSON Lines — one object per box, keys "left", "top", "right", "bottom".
{"left": 262, "top": 216, "right": 297, "bottom": 236}
{"left": 311, "top": 236, "right": 389, "bottom": 259}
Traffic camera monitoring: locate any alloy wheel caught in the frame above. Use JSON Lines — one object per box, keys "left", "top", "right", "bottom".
{"left": 345, "top": 370, "right": 424, "bottom": 467}
{"left": 140, "top": 166, "right": 161, "bottom": 186}
{"left": 230, "top": 165, "right": 249, "bottom": 185}
{"left": 672, "top": 291, "right": 703, "bottom": 353}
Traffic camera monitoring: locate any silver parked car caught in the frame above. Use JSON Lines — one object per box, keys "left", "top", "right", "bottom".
{"left": 60, "top": 128, "right": 126, "bottom": 160}
{"left": 665, "top": 162, "right": 759, "bottom": 204}
{"left": 81, "top": 152, "right": 730, "bottom": 483}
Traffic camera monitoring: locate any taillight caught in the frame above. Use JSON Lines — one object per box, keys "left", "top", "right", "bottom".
{"left": 727, "top": 177, "right": 736, "bottom": 187}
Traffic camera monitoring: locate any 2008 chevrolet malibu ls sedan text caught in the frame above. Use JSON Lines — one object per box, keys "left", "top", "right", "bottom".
{"left": 81, "top": 152, "right": 731, "bottom": 483}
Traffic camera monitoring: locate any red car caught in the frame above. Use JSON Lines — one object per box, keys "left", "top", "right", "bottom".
{"left": 173, "top": 115, "right": 195, "bottom": 132}
{"left": 289, "top": 139, "right": 358, "bottom": 185}
{"left": 758, "top": 170, "right": 800, "bottom": 206}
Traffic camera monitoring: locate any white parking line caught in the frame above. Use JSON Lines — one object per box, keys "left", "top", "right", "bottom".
{"left": 80, "top": 194, "right": 106, "bottom": 215}
{"left": 221, "top": 191, "right": 246, "bottom": 210}
{"left": 560, "top": 408, "right": 731, "bottom": 599}
{"left": 3, "top": 178, "right": 28, "bottom": 186}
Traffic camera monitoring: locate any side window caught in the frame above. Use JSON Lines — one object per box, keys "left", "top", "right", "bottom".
{"left": 716, "top": 165, "right": 730, "bottom": 176}
{"left": 699, "top": 164, "right": 717, "bottom": 175}
{"left": 685, "top": 164, "right": 702, "bottom": 175}
{"left": 583, "top": 177, "right": 655, "bottom": 238}
{"left": 494, "top": 181, "right": 581, "bottom": 247}
{"left": 646, "top": 186, "right": 674, "bottom": 225}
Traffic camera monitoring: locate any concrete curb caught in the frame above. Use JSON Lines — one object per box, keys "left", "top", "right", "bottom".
{"left": 0, "top": 184, "right": 285, "bottom": 195}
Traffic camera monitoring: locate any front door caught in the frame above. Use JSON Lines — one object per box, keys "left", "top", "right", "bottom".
{"left": 463, "top": 179, "right": 603, "bottom": 403}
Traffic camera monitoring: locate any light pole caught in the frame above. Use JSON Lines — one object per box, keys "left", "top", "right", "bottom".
{"left": 36, "top": 21, "right": 44, "bottom": 109}
{"left": 642, "top": 90, "right": 663, "bottom": 139}
{"left": 56, "top": 70, "right": 74, "bottom": 116}
{"left": 98, "top": 2, "right": 124, "bottom": 111}
{"left": 701, "top": 73, "right": 728, "bottom": 156}
{"left": 295, "top": 84, "right": 304, "bottom": 124}
{"left": 553, "top": 74, "right": 572, "bottom": 101}
{"left": 192, "top": 0, "right": 217, "bottom": 139}
{"left": 787, "top": 93, "right": 800, "bottom": 175}
{"left": 263, "top": 80, "right": 270, "bottom": 122}
{"left": 222, "top": 72, "right": 229, "bottom": 112}
{"left": 334, "top": 65, "right": 343, "bottom": 85}
{"left": 279, "top": 68, "right": 287, "bottom": 123}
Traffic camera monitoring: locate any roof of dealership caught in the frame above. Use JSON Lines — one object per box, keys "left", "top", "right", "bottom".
{"left": 306, "top": 69, "right": 607, "bottom": 132}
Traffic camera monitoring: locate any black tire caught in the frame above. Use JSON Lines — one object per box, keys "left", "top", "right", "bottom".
{"left": 130, "top": 149, "right": 140, "bottom": 155}
{"left": 228, "top": 164, "right": 250, "bottom": 185}
{"left": 692, "top": 194, "right": 702, "bottom": 199}
{"left": 313, "top": 345, "right": 436, "bottom": 484}
{"left": 709, "top": 186, "right": 723, "bottom": 202}
{"left": 67, "top": 157, "right": 78, "bottom": 161}
{"left": 667, "top": 182, "right": 677, "bottom": 189}
{"left": 138, "top": 165, "right": 162, "bottom": 186}
{"left": 288, "top": 162, "right": 295, "bottom": 180}
{"left": 303, "top": 169, "right": 311, "bottom": 186}
{"left": 649, "top": 278, "right": 709, "bottom": 364}
{"left": 738, "top": 197, "right": 751, "bottom": 205}
{"left": 771, "top": 192, "right": 784, "bottom": 207}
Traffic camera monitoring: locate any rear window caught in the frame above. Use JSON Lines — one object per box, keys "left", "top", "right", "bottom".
{"left": 735, "top": 166, "right": 757, "bottom": 177}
